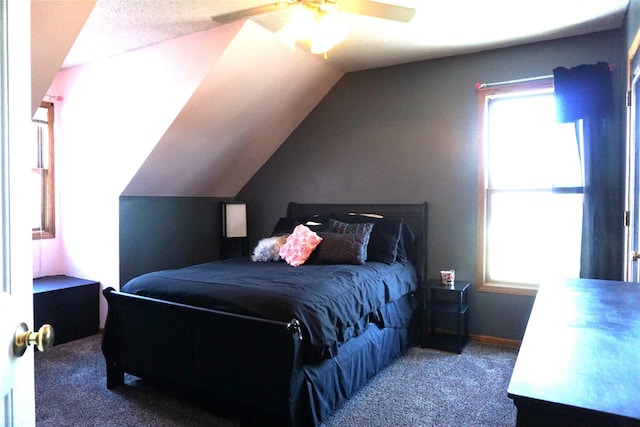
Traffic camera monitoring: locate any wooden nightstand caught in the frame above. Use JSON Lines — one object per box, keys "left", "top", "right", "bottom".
{"left": 420, "top": 279, "right": 470, "bottom": 353}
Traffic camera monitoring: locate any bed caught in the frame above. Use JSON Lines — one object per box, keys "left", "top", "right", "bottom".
{"left": 102, "top": 202, "right": 428, "bottom": 426}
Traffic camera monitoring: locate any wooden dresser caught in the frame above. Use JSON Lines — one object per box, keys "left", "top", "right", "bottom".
{"left": 508, "top": 278, "right": 640, "bottom": 426}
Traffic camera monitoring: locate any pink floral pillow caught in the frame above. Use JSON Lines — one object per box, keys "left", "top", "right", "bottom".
{"left": 279, "top": 224, "right": 323, "bottom": 267}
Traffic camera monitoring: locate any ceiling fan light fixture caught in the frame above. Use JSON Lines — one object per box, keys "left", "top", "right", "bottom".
{"left": 316, "top": 11, "right": 349, "bottom": 45}
{"left": 310, "top": 37, "right": 333, "bottom": 55}
{"left": 277, "top": 6, "right": 349, "bottom": 55}
{"left": 278, "top": 7, "right": 316, "bottom": 42}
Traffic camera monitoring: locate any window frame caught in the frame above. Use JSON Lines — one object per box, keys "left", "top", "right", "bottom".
{"left": 476, "top": 78, "right": 581, "bottom": 295}
{"left": 32, "top": 101, "right": 55, "bottom": 240}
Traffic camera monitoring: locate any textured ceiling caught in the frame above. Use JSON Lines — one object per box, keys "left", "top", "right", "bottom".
{"left": 63, "top": 0, "right": 630, "bottom": 73}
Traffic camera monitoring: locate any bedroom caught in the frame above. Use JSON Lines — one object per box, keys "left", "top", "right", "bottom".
{"left": 29, "top": 0, "right": 637, "bottom": 341}
{"left": 3, "top": 0, "right": 640, "bottom": 425}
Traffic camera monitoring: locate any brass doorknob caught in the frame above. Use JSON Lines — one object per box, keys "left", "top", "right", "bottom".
{"left": 632, "top": 251, "right": 640, "bottom": 261}
{"left": 13, "top": 323, "right": 54, "bottom": 357}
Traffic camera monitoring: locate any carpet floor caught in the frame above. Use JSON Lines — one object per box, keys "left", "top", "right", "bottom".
{"left": 35, "top": 334, "right": 519, "bottom": 426}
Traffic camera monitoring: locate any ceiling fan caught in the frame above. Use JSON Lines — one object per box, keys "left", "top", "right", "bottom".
{"left": 211, "top": 1, "right": 415, "bottom": 55}
{"left": 210, "top": 0, "right": 416, "bottom": 25}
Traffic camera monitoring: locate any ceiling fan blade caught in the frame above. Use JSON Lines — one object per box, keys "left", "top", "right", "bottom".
{"left": 211, "top": 2, "right": 295, "bottom": 24}
{"left": 340, "top": 0, "right": 416, "bottom": 22}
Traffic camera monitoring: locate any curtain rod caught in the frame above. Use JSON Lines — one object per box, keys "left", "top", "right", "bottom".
{"left": 475, "top": 63, "right": 615, "bottom": 90}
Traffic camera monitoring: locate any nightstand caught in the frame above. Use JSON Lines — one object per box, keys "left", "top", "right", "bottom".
{"left": 33, "top": 275, "right": 100, "bottom": 345}
{"left": 420, "top": 279, "right": 470, "bottom": 353}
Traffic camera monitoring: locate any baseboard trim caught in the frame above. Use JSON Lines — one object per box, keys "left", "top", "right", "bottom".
{"left": 425, "top": 327, "right": 521, "bottom": 349}
{"left": 470, "top": 334, "right": 521, "bottom": 348}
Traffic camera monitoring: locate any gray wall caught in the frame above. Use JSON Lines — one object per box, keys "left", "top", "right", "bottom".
{"left": 119, "top": 197, "right": 226, "bottom": 284}
{"left": 239, "top": 30, "right": 626, "bottom": 341}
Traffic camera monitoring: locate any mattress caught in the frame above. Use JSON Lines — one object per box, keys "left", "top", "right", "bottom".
{"left": 120, "top": 257, "right": 418, "bottom": 360}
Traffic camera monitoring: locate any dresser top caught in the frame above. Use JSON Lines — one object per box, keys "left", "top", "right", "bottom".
{"left": 508, "top": 278, "right": 640, "bottom": 421}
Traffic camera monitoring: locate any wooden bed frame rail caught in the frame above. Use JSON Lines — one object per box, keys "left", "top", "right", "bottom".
{"left": 102, "top": 287, "right": 307, "bottom": 424}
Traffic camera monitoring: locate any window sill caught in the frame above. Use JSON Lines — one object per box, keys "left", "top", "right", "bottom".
{"left": 32, "top": 230, "right": 55, "bottom": 240}
{"left": 477, "top": 281, "right": 538, "bottom": 297}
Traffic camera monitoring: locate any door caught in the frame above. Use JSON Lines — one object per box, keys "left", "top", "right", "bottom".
{"left": 1, "top": 0, "right": 36, "bottom": 425}
{"left": 627, "top": 64, "right": 640, "bottom": 282}
{"left": 626, "top": 25, "right": 640, "bottom": 282}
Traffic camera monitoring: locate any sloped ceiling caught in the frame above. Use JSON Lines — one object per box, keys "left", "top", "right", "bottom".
{"left": 33, "top": 1, "right": 342, "bottom": 198}
{"left": 63, "top": 0, "right": 630, "bottom": 73}
{"left": 121, "top": 21, "right": 342, "bottom": 196}
{"left": 31, "top": 0, "right": 630, "bottom": 198}
{"left": 31, "top": 0, "right": 96, "bottom": 114}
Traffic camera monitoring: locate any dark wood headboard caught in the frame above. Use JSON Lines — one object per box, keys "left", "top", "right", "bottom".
{"left": 286, "top": 202, "right": 428, "bottom": 283}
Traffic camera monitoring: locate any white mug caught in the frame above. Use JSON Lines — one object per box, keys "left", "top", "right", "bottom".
{"left": 440, "top": 269, "right": 455, "bottom": 286}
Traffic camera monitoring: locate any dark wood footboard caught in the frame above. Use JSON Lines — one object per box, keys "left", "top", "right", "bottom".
{"left": 101, "top": 287, "right": 307, "bottom": 425}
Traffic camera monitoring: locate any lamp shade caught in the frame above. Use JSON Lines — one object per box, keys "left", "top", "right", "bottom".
{"left": 222, "top": 202, "right": 247, "bottom": 238}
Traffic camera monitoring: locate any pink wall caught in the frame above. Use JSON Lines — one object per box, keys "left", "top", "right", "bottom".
{"left": 34, "top": 21, "right": 342, "bottom": 326}
{"left": 36, "top": 23, "right": 243, "bottom": 324}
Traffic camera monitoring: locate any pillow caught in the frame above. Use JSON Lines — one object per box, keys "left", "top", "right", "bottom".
{"left": 312, "top": 232, "right": 369, "bottom": 265}
{"left": 331, "top": 216, "right": 403, "bottom": 265}
{"left": 396, "top": 221, "right": 417, "bottom": 263}
{"left": 271, "top": 216, "right": 329, "bottom": 236}
{"left": 328, "top": 218, "right": 374, "bottom": 236}
{"left": 279, "top": 224, "right": 323, "bottom": 267}
{"left": 250, "top": 235, "right": 288, "bottom": 262}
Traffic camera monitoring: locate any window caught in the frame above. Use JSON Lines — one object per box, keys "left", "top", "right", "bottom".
{"left": 32, "top": 102, "right": 55, "bottom": 239}
{"left": 477, "top": 79, "right": 583, "bottom": 294}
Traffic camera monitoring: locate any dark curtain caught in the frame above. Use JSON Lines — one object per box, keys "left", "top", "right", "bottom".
{"left": 553, "top": 62, "right": 623, "bottom": 280}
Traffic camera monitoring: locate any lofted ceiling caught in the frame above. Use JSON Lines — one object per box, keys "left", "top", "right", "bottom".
{"left": 63, "top": 0, "right": 630, "bottom": 73}
{"left": 32, "top": 0, "right": 630, "bottom": 199}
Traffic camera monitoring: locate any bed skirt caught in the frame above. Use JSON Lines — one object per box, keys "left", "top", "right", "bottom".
{"left": 303, "top": 314, "right": 417, "bottom": 425}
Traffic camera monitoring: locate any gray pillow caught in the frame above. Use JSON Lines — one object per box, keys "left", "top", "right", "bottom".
{"left": 312, "top": 232, "right": 370, "bottom": 265}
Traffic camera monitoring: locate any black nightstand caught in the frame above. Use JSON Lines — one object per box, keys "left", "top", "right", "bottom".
{"left": 420, "top": 279, "right": 470, "bottom": 353}
{"left": 33, "top": 275, "right": 100, "bottom": 345}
